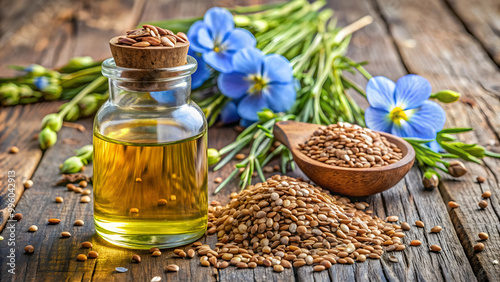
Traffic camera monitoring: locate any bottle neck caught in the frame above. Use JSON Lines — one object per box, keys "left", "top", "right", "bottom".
{"left": 108, "top": 76, "right": 192, "bottom": 108}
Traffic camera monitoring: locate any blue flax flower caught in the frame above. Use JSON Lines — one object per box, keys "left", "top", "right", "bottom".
{"left": 365, "top": 75, "right": 445, "bottom": 139}
{"left": 34, "top": 76, "right": 49, "bottom": 91}
{"left": 188, "top": 49, "right": 211, "bottom": 90}
{"left": 219, "top": 101, "right": 240, "bottom": 124}
{"left": 188, "top": 7, "right": 256, "bottom": 73}
{"left": 217, "top": 47, "right": 296, "bottom": 122}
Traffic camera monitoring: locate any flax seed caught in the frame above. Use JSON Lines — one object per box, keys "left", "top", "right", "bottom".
{"left": 431, "top": 226, "right": 442, "bottom": 233}
{"left": 415, "top": 221, "right": 425, "bottom": 228}
{"left": 482, "top": 191, "right": 491, "bottom": 198}
{"left": 48, "top": 218, "right": 60, "bottom": 224}
{"left": 448, "top": 201, "right": 459, "bottom": 208}
{"left": 81, "top": 242, "right": 93, "bottom": 248}
{"left": 167, "top": 264, "right": 179, "bottom": 272}
{"left": 25, "top": 245, "right": 34, "bottom": 253}
{"left": 132, "top": 254, "right": 141, "bottom": 262}
{"left": 478, "top": 200, "right": 488, "bottom": 209}
{"left": 61, "top": 231, "right": 71, "bottom": 238}
{"left": 430, "top": 245, "right": 441, "bottom": 252}
{"left": 77, "top": 254, "right": 87, "bottom": 261}
{"left": 473, "top": 243, "right": 484, "bottom": 252}
{"left": 28, "top": 225, "right": 38, "bottom": 232}
{"left": 478, "top": 232, "right": 489, "bottom": 240}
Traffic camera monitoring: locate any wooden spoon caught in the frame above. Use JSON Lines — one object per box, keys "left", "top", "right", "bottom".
{"left": 273, "top": 120, "right": 415, "bottom": 196}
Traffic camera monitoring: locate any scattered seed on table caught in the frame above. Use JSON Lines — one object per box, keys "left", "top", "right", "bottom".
{"left": 81, "top": 196, "right": 91, "bottom": 203}
{"left": 149, "top": 247, "right": 159, "bottom": 253}
{"left": 178, "top": 250, "right": 187, "bottom": 258}
{"left": 448, "top": 201, "right": 459, "bottom": 208}
{"left": 132, "top": 254, "right": 141, "bottom": 263}
{"left": 81, "top": 241, "right": 93, "bottom": 248}
{"left": 73, "top": 187, "right": 83, "bottom": 193}
{"left": 167, "top": 264, "right": 179, "bottom": 272}
{"left": 410, "top": 240, "right": 422, "bottom": 246}
{"left": 401, "top": 222, "right": 411, "bottom": 231}
{"left": 61, "top": 231, "right": 71, "bottom": 238}
{"left": 151, "top": 276, "right": 161, "bottom": 282}
{"left": 13, "top": 213, "right": 23, "bottom": 221}
{"left": 473, "top": 243, "right": 485, "bottom": 252}
{"left": 82, "top": 189, "right": 91, "bottom": 195}
{"left": 476, "top": 176, "right": 485, "bottom": 183}
{"left": 482, "top": 191, "right": 491, "bottom": 198}
{"left": 24, "top": 180, "right": 33, "bottom": 188}
{"left": 493, "top": 260, "right": 499, "bottom": 265}
{"left": 67, "top": 184, "right": 75, "bottom": 191}
{"left": 248, "top": 262, "right": 257, "bottom": 268}
{"left": 77, "top": 254, "right": 88, "bottom": 261}
{"left": 157, "top": 199, "right": 167, "bottom": 206}
{"left": 263, "top": 166, "right": 274, "bottom": 173}
{"left": 55, "top": 196, "right": 64, "bottom": 203}
{"left": 389, "top": 256, "right": 398, "bottom": 263}
{"left": 130, "top": 208, "right": 139, "bottom": 213}
{"left": 357, "top": 255, "right": 366, "bottom": 262}
{"left": 430, "top": 245, "right": 441, "bottom": 252}
{"left": 115, "top": 267, "right": 128, "bottom": 273}
{"left": 74, "top": 219, "right": 84, "bottom": 226}
{"left": 478, "top": 232, "right": 489, "bottom": 240}
{"left": 431, "top": 226, "right": 442, "bottom": 233}
{"left": 25, "top": 245, "right": 34, "bottom": 254}
{"left": 48, "top": 218, "right": 61, "bottom": 224}
{"left": 152, "top": 250, "right": 162, "bottom": 257}
{"left": 9, "top": 146, "right": 19, "bottom": 154}
{"left": 386, "top": 216, "right": 399, "bottom": 222}
{"left": 88, "top": 251, "right": 99, "bottom": 258}
{"left": 355, "top": 203, "right": 366, "bottom": 210}
{"left": 214, "top": 177, "right": 223, "bottom": 183}
{"left": 415, "top": 221, "right": 425, "bottom": 228}
{"left": 235, "top": 153, "right": 246, "bottom": 160}
{"left": 79, "top": 180, "right": 88, "bottom": 187}
{"left": 135, "top": 178, "right": 142, "bottom": 182}
{"left": 478, "top": 200, "right": 488, "bottom": 209}
{"left": 187, "top": 249, "right": 195, "bottom": 258}
{"left": 28, "top": 225, "right": 38, "bottom": 232}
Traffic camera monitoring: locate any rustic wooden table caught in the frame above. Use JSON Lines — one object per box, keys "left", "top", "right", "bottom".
{"left": 1, "top": 0, "right": 499, "bottom": 281}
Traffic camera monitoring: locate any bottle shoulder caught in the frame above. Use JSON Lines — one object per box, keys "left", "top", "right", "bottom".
{"left": 94, "top": 100, "right": 207, "bottom": 140}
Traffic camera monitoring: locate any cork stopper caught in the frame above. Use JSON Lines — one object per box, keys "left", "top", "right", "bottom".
{"left": 109, "top": 36, "right": 189, "bottom": 69}
{"left": 107, "top": 27, "right": 192, "bottom": 91}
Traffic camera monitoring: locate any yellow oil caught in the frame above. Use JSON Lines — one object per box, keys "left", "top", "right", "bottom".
{"left": 93, "top": 119, "right": 207, "bottom": 249}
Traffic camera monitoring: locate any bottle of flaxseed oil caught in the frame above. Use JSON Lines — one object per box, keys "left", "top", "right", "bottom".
{"left": 94, "top": 56, "right": 207, "bottom": 249}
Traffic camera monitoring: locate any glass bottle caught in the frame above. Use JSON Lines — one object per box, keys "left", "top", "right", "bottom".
{"left": 94, "top": 56, "right": 207, "bottom": 249}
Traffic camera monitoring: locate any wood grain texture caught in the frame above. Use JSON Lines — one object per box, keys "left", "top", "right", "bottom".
{"left": 1, "top": 0, "right": 499, "bottom": 281}
{"left": 0, "top": 102, "right": 61, "bottom": 231}
{"left": 445, "top": 0, "right": 500, "bottom": 66}
{"left": 373, "top": 0, "right": 500, "bottom": 280}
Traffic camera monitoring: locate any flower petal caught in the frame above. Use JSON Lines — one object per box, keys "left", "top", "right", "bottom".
{"left": 262, "top": 83, "right": 296, "bottom": 113}
{"left": 231, "top": 47, "right": 263, "bottom": 75}
{"left": 220, "top": 101, "right": 240, "bottom": 124}
{"left": 237, "top": 94, "right": 268, "bottom": 121}
{"left": 394, "top": 74, "right": 431, "bottom": 109}
{"left": 221, "top": 28, "right": 256, "bottom": 52}
{"left": 391, "top": 101, "right": 445, "bottom": 139}
{"left": 263, "top": 54, "right": 293, "bottom": 83}
{"left": 203, "top": 51, "right": 233, "bottom": 73}
{"left": 203, "top": 7, "right": 234, "bottom": 38}
{"left": 187, "top": 21, "right": 210, "bottom": 53}
{"left": 188, "top": 49, "right": 211, "bottom": 89}
{"left": 218, "top": 72, "right": 249, "bottom": 99}
{"left": 366, "top": 76, "right": 396, "bottom": 110}
{"left": 426, "top": 140, "right": 442, "bottom": 153}
{"left": 365, "top": 107, "right": 393, "bottom": 133}
{"left": 196, "top": 27, "right": 215, "bottom": 50}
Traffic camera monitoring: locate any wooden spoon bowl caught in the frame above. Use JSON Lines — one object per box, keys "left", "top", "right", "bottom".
{"left": 273, "top": 121, "right": 415, "bottom": 196}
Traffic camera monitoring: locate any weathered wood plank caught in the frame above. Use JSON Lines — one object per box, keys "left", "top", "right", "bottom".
{"left": 0, "top": 102, "right": 61, "bottom": 231}
{"left": 373, "top": 0, "right": 500, "bottom": 280}
{"left": 445, "top": 0, "right": 500, "bottom": 66}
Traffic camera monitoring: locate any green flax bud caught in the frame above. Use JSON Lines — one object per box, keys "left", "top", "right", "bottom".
{"left": 41, "top": 113, "right": 63, "bottom": 132}
{"left": 0, "top": 83, "right": 20, "bottom": 105}
{"left": 42, "top": 84, "right": 62, "bottom": 100}
{"left": 39, "top": 127, "right": 58, "bottom": 150}
{"left": 60, "top": 103, "right": 80, "bottom": 122}
{"left": 61, "top": 156, "right": 84, "bottom": 174}
{"left": 208, "top": 148, "right": 221, "bottom": 166}
{"left": 431, "top": 90, "right": 461, "bottom": 103}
